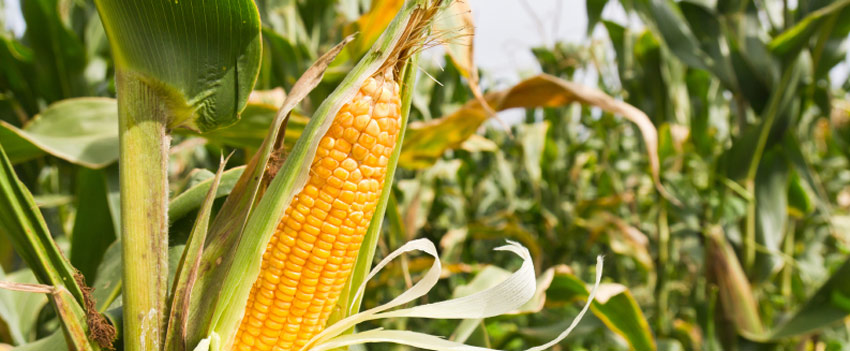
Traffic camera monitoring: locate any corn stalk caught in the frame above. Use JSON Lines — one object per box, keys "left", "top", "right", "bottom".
{"left": 93, "top": 1, "right": 262, "bottom": 349}
{"left": 114, "top": 72, "right": 171, "bottom": 351}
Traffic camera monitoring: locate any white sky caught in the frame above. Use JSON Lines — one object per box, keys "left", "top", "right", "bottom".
{"left": 467, "top": 0, "right": 590, "bottom": 84}
{"left": 3, "top": 0, "right": 24, "bottom": 34}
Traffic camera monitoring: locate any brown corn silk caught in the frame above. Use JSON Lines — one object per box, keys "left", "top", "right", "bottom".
{"left": 232, "top": 69, "right": 401, "bottom": 351}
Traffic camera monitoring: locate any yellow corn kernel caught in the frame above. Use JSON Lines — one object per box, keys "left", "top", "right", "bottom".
{"left": 334, "top": 138, "right": 352, "bottom": 152}
{"left": 332, "top": 168, "right": 349, "bottom": 180}
{"left": 337, "top": 112, "right": 354, "bottom": 127}
{"left": 342, "top": 181, "right": 357, "bottom": 192}
{"left": 359, "top": 133, "right": 376, "bottom": 148}
{"left": 351, "top": 144, "right": 369, "bottom": 160}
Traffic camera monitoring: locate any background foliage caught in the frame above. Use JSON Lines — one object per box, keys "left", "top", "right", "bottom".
{"left": 1, "top": 0, "right": 850, "bottom": 350}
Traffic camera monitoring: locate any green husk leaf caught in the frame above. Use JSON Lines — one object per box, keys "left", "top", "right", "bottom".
{"left": 705, "top": 226, "right": 765, "bottom": 338}
{"left": 165, "top": 156, "right": 229, "bottom": 351}
{"left": 168, "top": 166, "right": 245, "bottom": 225}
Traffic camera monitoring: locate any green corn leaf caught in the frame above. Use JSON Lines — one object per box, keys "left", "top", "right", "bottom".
{"left": 0, "top": 35, "right": 39, "bottom": 116}
{"left": 0, "top": 269, "right": 47, "bottom": 346}
{"left": 546, "top": 266, "right": 657, "bottom": 351}
{"left": 191, "top": 104, "right": 310, "bottom": 150}
{"left": 0, "top": 128, "right": 118, "bottom": 350}
{"left": 20, "top": 0, "right": 88, "bottom": 103}
{"left": 91, "top": 242, "right": 122, "bottom": 313}
{"left": 92, "top": 0, "right": 262, "bottom": 132}
{"left": 635, "top": 0, "right": 711, "bottom": 72}
{"left": 0, "top": 98, "right": 118, "bottom": 168}
{"left": 0, "top": 143, "right": 86, "bottom": 306}
{"left": 10, "top": 330, "right": 67, "bottom": 351}
{"left": 769, "top": 256, "right": 850, "bottom": 339}
{"left": 0, "top": 281, "right": 101, "bottom": 350}
{"left": 0, "top": 122, "right": 42, "bottom": 165}
{"left": 586, "top": 0, "right": 609, "bottom": 34}
{"left": 752, "top": 147, "right": 789, "bottom": 282}
{"left": 70, "top": 167, "right": 117, "bottom": 283}
{"left": 768, "top": 0, "right": 850, "bottom": 58}
{"left": 0, "top": 98, "right": 307, "bottom": 167}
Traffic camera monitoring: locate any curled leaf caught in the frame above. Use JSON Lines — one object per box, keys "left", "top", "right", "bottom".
{"left": 401, "top": 73, "right": 678, "bottom": 204}
{"left": 301, "top": 239, "right": 603, "bottom": 351}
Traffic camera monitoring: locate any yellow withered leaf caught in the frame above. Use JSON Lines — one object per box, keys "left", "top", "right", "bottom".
{"left": 401, "top": 73, "right": 678, "bottom": 204}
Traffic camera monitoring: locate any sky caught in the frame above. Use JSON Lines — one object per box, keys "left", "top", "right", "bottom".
{"left": 467, "top": 0, "right": 592, "bottom": 84}
{"left": 3, "top": 0, "right": 23, "bottom": 35}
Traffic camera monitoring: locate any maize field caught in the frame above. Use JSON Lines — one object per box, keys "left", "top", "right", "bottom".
{"left": 1, "top": 0, "right": 850, "bottom": 351}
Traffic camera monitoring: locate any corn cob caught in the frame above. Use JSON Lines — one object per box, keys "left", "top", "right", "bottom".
{"left": 233, "top": 69, "right": 401, "bottom": 351}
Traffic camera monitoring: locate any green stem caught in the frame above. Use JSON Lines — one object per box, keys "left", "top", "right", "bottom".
{"left": 783, "top": 0, "right": 791, "bottom": 30}
{"left": 811, "top": 12, "right": 838, "bottom": 79}
{"left": 656, "top": 201, "right": 671, "bottom": 335}
{"left": 742, "top": 59, "right": 799, "bottom": 272}
{"left": 781, "top": 220, "right": 795, "bottom": 302}
{"left": 117, "top": 72, "right": 170, "bottom": 351}
{"left": 744, "top": 179, "right": 756, "bottom": 271}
